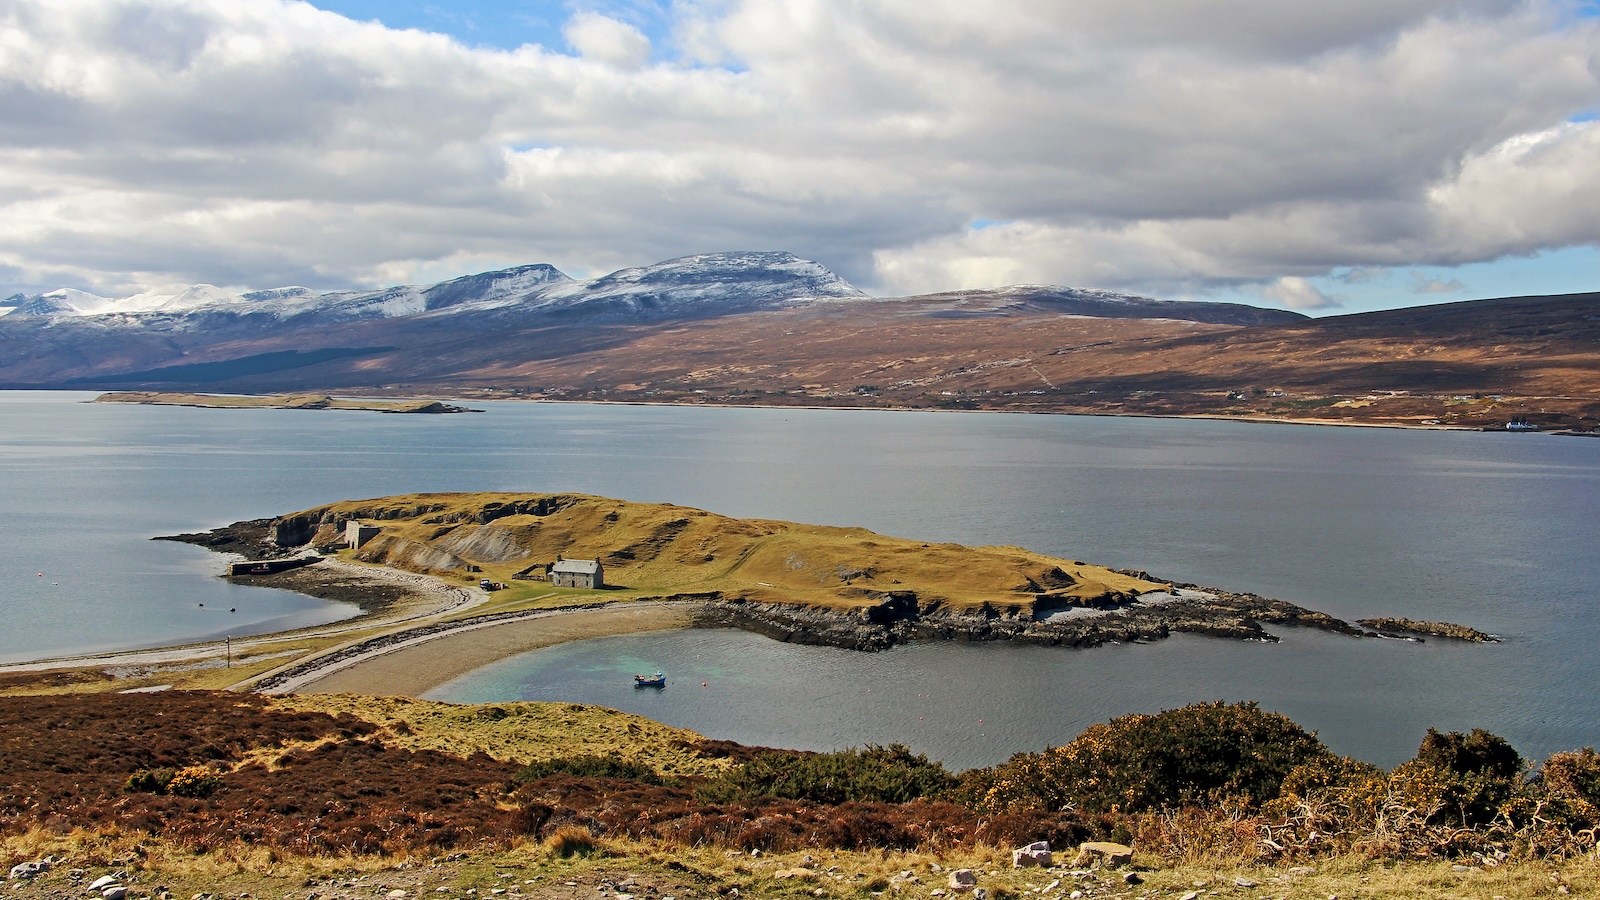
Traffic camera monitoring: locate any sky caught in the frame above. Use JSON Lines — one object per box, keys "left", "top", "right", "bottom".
{"left": 0, "top": 1, "right": 1597, "bottom": 315}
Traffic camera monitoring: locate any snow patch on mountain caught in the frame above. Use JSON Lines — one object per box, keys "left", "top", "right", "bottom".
{"left": 7, "top": 252, "right": 1286, "bottom": 332}
{"left": 518, "top": 251, "right": 866, "bottom": 317}
{"left": 1, "top": 252, "right": 862, "bottom": 328}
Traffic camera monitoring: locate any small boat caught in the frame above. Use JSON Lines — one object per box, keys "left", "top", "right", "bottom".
{"left": 633, "top": 672, "right": 665, "bottom": 688}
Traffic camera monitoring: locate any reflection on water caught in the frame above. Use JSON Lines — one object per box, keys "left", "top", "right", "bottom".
{"left": 429, "top": 624, "right": 1541, "bottom": 771}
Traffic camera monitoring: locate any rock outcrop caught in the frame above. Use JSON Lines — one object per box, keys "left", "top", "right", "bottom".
{"left": 690, "top": 585, "right": 1367, "bottom": 652}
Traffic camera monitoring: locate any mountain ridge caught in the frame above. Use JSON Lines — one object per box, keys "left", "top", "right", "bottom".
{"left": 1, "top": 252, "right": 1592, "bottom": 431}
{"left": 0, "top": 250, "right": 1294, "bottom": 327}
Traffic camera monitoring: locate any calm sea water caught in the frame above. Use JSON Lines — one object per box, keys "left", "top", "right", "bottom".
{"left": 3, "top": 391, "right": 1596, "bottom": 768}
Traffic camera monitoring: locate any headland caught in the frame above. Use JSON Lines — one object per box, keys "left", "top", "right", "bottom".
{"left": 0, "top": 491, "right": 1488, "bottom": 698}
{"left": 93, "top": 390, "right": 479, "bottom": 413}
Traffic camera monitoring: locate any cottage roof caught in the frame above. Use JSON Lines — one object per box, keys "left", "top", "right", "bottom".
{"left": 551, "top": 559, "right": 601, "bottom": 575}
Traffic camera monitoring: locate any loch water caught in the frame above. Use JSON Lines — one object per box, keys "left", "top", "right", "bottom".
{"left": 2, "top": 390, "right": 1596, "bottom": 768}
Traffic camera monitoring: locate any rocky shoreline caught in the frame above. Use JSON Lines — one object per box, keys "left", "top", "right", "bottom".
{"left": 687, "top": 582, "right": 1373, "bottom": 652}
{"left": 156, "top": 520, "right": 430, "bottom": 615}
{"left": 157, "top": 513, "right": 1481, "bottom": 696}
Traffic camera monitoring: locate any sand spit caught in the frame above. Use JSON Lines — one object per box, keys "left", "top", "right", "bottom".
{"left": 263, "top": 602, "right": 696, "bottom": 696}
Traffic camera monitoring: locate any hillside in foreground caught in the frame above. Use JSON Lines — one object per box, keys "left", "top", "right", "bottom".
{"left": 2, "top": 691, "right": 1598, "bottom": 900}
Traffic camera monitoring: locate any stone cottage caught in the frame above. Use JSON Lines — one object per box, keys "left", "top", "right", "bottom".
{"left": 550, "top": 558, "right": 604, "bottom": 589}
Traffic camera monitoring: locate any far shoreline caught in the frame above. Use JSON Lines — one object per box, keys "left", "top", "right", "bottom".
{"left": 33, "top": 386, "right": 1547, "bottom": 432}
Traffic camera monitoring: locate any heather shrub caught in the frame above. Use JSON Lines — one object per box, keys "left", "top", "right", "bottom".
{"left": 695, "top": 744, "right": 956, "bottom": 805}
{"left": 962, "top": 701, "right": 1330, "bottom": 814}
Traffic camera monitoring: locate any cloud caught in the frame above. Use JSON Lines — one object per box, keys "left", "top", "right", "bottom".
{"left": 563, "top": 12, "right": 651, "bottom": 68}
{"left": 1411, "top": 273, "right": 1467, "bottom": 294}
{"left": 0, "top": 0, "right": 1594, "bottom": 304}
{"left": 1262, "top": 277, "right": 1342, "bottom": 310}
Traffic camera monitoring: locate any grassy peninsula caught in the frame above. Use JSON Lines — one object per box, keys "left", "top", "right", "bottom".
{"left": 272, "top": 491, "right": 1167, "bottom": 612}
{"left": 93, "top": 391, "right": 478, "bottom": 413}
{"left": 0, "top": 491, "right": 1449, "bottom": 698}
{"left": 208, "top": 491, "right": 1382, "bottom": 695}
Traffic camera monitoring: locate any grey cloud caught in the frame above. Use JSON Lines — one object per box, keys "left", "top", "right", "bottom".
{"left": 0, "top": 0, "right": 1594, "bottom": 304}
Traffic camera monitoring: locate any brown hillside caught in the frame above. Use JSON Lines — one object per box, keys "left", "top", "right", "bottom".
{"left": 11, "top": 290, "right": 1596, "bottom": 429}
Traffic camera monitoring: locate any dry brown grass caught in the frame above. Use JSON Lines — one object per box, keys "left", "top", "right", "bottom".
{"left": 7, "top": 829, "right": 1599, "bottom": 900}
{"left": 291, "top": 492, "right": 1165, "bottom": 614}
{"left": 271, "top": 694, "right": 733, "bottom": 778}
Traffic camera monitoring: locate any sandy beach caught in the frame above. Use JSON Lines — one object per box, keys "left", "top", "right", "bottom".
{"left": 0, "top": 557, "right": 481, "bottom": 680}
{"left": 264, "top": 602, "right": 696, "bottom": 696}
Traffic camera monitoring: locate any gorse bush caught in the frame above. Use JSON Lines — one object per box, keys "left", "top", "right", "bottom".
{"left": 1390, "top": 728, "right": 1524, "bottom": 828}
{"left": 515, "top": 755, "right": 664, "bottom": 785}
{"left": 695, "top": 744, "right": 956, "bottom": 805}
{"left": 124, "top": 767, "right": 175, "bottom": 794}
{"left": 124, "top": 765, "right": 221, "bottom": 798}
{"left": 961, "top": 701, "right": 1330, "bottom": 814}
{"left": 1416, "top": 727, "right": 1522, "bottom": 781}
{"left": 1536, "top": 747, "right": 1600, "bottom": 806}
{"left": 166, "top": 765, "right": 223, "bottom": 798}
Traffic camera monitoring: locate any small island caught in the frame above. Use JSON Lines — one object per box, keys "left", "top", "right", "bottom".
{"left": 1356, "top": 616, "right": 1498, "bottom": 642}
{"left": 93, "top": 391, "right": 480, "bottom": 413}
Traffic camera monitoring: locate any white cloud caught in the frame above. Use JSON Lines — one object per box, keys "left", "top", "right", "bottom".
{"left": 0, "top": 0, "right": 1594, "bottom": 306}
{"left": 1411, "top": 273, "right": 1467, "bottom": 294}
{"left": 1263, "top": 277, "right": 1341, "bottom": 310}
{"left": 563, "top": 12, "right": 651, "bottom": 69}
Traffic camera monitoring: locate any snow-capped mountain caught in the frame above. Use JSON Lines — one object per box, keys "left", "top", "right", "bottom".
{"left": 9, "top": 284, "right": 259, "bottom": 317}
{"left": 0, "top": 249, "right": 1318, "bottom": 391}
{"left": 2, "top": 252, "right": 867, "bottom": 329}
{"left": 501, "top": 251, "right": 865, "bottom": 320}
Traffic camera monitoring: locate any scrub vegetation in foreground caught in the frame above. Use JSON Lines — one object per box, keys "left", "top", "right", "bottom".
{"left": 4, "top": 692, "right": 1600, "bottom": 899}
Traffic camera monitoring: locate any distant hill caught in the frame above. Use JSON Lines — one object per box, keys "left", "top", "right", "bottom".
{"left": 0, "top": 250, "right": 1294, "bottom": 387}
{"left": 1, "top": 253, "right": 1593, "bottom": 430}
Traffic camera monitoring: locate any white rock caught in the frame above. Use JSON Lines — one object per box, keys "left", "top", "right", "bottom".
{"left": 1012, "top": 841, "right": 1053, "bottom": 868}
{"left": 89, "top": 875, "right": 121, "bottom": 891}
{"left": 10, "top": 861, "right": 50, "bottom": 880}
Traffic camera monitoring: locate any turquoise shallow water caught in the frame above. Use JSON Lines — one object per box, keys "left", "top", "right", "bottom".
{"left": 3, "top": 390, "right": 1597, "bottom": 767}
